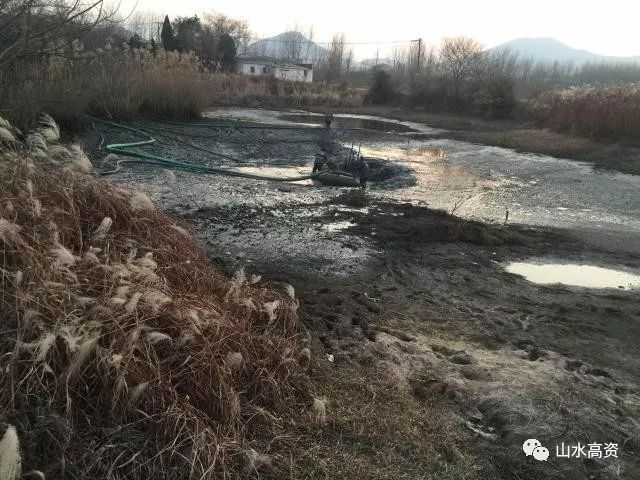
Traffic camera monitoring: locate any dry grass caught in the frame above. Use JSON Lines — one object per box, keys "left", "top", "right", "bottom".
{"left": 1, "top": 42, "right": 362, "bottom": 131}
{"left": 526, "top": 85, "right": 640, "bottom": 140}
{"left": 275, "top": 363, "right": 480, "bottom": 480}
{"left": 0, "top": 117, "right": 309, "bottom": 478}
{"left": 1, "top": 46, "right": 209, "bottom": 128}
{"left": 206, "top": 74, "right": 363, "bottom": 110}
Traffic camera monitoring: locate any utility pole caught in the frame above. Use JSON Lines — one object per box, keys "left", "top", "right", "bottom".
{"left": 417, "top": 38, "right": 423, "bottom": 74}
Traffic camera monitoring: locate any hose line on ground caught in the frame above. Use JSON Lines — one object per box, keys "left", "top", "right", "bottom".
{"left": 88, "top": 116, "right": 322, "bottom": 182}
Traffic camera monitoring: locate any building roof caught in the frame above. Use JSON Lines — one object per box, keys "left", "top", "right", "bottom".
{"left": 236, "top": 56, "right": 274, "bottom": 64}
{"left": 236, "top": 56, "right": 313, "bottom": 69}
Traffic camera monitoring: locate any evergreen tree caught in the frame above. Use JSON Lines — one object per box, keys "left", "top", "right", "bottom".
{"left": 174, "top": 16, "right": 202, "bottom": 53}
{"left": 160, "top": 15, "right": 175, "bottom": 51}
{"left": 218, "top": 34, "right": 236, "bottom": 71}
{"left": 128, "top": 34, "right": 144, "bottom": 50}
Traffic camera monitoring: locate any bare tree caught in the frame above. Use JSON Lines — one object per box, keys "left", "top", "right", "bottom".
{"left": 282, "top": 23, "right": 302, "bottom": 61}
{"left": 326, "top": 33, "right": 346, "bottom": 82}
{"left": 391, "top": 44, "right": 403, "bottom": 72}
{"left": 0, "top": 0, "right": 118, "bottom": 70}
{"left": 440, "top": 36, "right": 483, "bottom": 102}
{"left": 202, "top": 12, "right": 251, "bottom": 48}
{"left": 303, "top": 25, "right": 314, "bottom": 63}
{"left": 344, "top": 47, "right": 353, "bottom": 75}
{"left": 127, "top": 10, "right": 164, "bottom": 42}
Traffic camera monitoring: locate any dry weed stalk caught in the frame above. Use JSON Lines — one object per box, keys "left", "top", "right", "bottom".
{"left": 0, "top": 118, "right": 309, "bottom": 478}
{"left": 1, "top": 42, "right": 361, "bottom": 130}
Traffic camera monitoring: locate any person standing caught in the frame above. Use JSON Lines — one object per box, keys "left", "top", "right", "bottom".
{"left": 312, "top": 152, "right": 326, "bottom": 173}
{"left": 358, "top": 157, "right": 370, "bottom": 190}
{"left": 324, "top": 112, "right": 334, "bottom": 128}
{"left": 319, "top": 112, "right": 337, "bottom": 157}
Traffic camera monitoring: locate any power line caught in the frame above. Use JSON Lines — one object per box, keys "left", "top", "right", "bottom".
{"left": 127, "top": 21, "right": 419, "bottom": 44}
{"left": 250, "top": 38, "right": 420, "bottom": 46}
{"left": 126, "top": 21, "right": 420, "bottom": 47}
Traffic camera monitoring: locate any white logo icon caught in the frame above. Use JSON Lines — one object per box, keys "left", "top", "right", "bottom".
{"left": 533, "top": 446, "right": 550, "bottom": 461}
{"left": 523, "top": 439, "right": 541, "bottom": 456}
{"left": 524, "top": 439, "right": 618, "bottom": 461}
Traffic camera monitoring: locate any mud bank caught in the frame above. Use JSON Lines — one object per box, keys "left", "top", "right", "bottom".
{"left": 84, "top": 110, "right": 640, "bottom": 479}
{"left": 194, "top": 195, "right": 640, "bottom": 479}
{"left": 171, "top": 193, "right": 639, "bottom": 479}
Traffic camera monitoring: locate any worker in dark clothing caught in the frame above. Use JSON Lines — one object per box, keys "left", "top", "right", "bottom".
{"left": 324, "top": 112, "right": 334, "bottom": 128}
{"left": 313, "top": 152, "right": 326, "bottom": 173}
{"left": 319, "top": 112, "right": 337, "bottom": 161}
{"left": 358, "top": 158, "right": 370, "bottom": 190}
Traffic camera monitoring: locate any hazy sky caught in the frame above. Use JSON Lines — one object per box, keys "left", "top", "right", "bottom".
{"left": 122, "top": 0, "right": 640, "bottom": 58}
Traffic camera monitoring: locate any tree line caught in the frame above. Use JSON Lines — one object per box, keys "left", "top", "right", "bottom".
{"left": 363, "top": 36, "right": 640, "bottom": 118}
{"left": 134, "top": 13, "right": 251, "bottom": 71}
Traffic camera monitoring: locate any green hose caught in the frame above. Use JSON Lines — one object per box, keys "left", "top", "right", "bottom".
{"left": 89, "top": 116, "right": 320, "bottom": 182}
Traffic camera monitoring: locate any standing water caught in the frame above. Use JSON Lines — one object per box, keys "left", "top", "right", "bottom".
{"left": 506, "top": 262, "right": 640, "bottom": 290}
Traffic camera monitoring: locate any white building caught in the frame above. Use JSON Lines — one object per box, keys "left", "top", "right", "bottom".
{"left": 235, "top": 56, "right": 313, "bottom": 83}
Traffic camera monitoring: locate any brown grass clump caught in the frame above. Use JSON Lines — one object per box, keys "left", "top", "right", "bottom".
{"left": 206, "top": 74, "right": 363, "bottom": 110}
{"left": 277, "top": 364, "right": 480, "bottom": 480}
{"left": 526, "top": 85, "right": 640, "bottom": 140}
{"left": 0, "top": 129, "right": 308, "bottom": 478}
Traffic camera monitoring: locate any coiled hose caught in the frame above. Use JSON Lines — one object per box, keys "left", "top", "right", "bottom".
{"left": 89, "top": 116, "right": 323, "bottom": 182}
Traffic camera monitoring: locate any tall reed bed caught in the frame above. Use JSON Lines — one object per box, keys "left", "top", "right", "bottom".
{"left": 1, "top": 46, "right": 209, "bottom": 128}
{"left": 1, "top": 42, "right": 362, "bottom": 131}
{"left": 526, "top": 85, "right": 640, "bottom": 140}
{"left": 0, "top": 116, "right": 310, "bottom": 478}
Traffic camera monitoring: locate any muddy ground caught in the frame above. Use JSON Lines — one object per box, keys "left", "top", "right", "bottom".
{"left": 84, "top": 111, "right": 640, "bottom": 479}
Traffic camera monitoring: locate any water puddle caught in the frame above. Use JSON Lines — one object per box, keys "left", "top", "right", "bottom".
{"left": 357, "top": 145, "right": 446, "bottom": 162}
{"left": 233, "top": 166, "right": 313, "bottom": 185}
{"left": 506, "top": 262, "right": 640, "bottom": 290}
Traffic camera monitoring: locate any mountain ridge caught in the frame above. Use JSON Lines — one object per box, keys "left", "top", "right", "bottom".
{"left": 490, "top": 37, "right": 640, "bottom": 64}
{"left": 243, "top": 31, "right": 327, "bottom": 62}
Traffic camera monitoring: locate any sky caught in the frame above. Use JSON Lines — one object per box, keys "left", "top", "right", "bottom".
{"left": 120, "top": 0, "right": 640, "bottom": 59}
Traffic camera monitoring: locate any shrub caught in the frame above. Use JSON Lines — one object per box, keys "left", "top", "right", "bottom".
{"left": 473, "top": 77, "right": 517, "bottom": 118}
{"left": 366, "top": 69, "right": 396, "bottom": 105}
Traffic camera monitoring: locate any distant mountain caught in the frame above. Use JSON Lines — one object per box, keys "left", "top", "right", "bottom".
{"left": 243, "top": 31, "right": 327, "bottom": 63}
{"left": 357, "top": 58, "right": 393, "bottom": 69}
{"left": 491, "top": 38, "right": 640, "bottom": 64}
